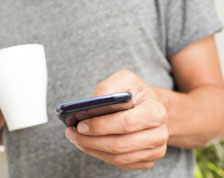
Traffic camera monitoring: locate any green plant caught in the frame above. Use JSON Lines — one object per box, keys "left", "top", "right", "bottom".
{"left": 195, "top": 141, "right": 224, "bottom": 178}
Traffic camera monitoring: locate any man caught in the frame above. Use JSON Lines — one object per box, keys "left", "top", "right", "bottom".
{"left": 0, "top": 0, "right": 224, "bottom": 178}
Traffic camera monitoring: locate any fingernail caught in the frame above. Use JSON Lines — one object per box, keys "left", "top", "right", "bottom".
{"left": 77, "top": 122, "right": 89, "bottom": 134}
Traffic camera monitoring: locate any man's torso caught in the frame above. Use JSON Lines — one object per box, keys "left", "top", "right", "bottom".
{"left": 1, "top": 0, "right": 194, "bottom": 177}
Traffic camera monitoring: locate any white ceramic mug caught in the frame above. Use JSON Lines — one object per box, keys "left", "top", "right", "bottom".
{"left": 0, "top": 44, "right": 48, "bottom": 131}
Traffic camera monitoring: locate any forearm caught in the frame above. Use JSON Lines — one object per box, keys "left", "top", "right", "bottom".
{"left": 154, "top": 86, "right": 224, "bottom": 149}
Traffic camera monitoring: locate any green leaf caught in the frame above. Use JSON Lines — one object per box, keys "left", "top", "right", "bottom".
{"left": 207, "top": 161, "right": 224, "bottom": 177}
{"left": 195, "top": 163, "right": 204, "bottom": 178}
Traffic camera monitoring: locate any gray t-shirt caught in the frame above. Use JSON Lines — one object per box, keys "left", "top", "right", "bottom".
{"left": 1, "top": 0, "right": 222, "bottom": 178}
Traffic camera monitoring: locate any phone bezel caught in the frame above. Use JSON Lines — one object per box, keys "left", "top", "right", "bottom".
{"left": 55, "top": 92, "right": 132, "bottom": 116}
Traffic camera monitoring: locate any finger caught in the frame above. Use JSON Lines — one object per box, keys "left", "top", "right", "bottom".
{"left": 77, "top": 144, "right": 166, "bottom": 166}
{"left": 117, "top": 161, "right": 155, "bottom": 170}
{"left": 77, "top": 99, "right": 166, "bottom": 136}
{"left": 94, "top": 70, "right": 144, "bottom": 97}
{"left": 66, "top": 126, "right": 168, "bottom": 154}
{"left": 94, "top": 70, "right": 157, "bottom": 106}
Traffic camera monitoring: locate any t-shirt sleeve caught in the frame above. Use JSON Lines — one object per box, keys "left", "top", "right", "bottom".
{"left": 166, "top": 0, "right": 223, "bottom": 59}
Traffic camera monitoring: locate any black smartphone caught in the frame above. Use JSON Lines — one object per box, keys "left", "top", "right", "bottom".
{"left": 54, "top": 92, "right": 133, "bottom": 127}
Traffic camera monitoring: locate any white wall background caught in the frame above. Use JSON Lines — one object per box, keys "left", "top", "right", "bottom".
{"left": 0, "top": 1, "right": 224, "bottom": 178}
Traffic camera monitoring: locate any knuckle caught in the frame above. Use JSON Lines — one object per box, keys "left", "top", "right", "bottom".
{"left": 94, "top": 82, "right": 109, "bottom": 96}
{"left": 113, "top": 145, "right": 124, "bottom": 154}
{"left": 112, "top": 137, "right": 126, "bottom": 154}
{"left": 157, "top": 145, "right": 167, "bottom": 159}
{"left": 150, "top": 101, "right": 167, "bottom": 126}
{"left": 121, "top": 114, "right": 137, "bottom": 133}
{"left": 157, "top": 129, "right": 169, "bottom": 145}
{"left": 156, "top": 103, "right": 167, "bottom": 124}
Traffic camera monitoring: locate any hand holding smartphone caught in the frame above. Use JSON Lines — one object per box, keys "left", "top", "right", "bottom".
{"left": 55, "top": 92, "right": 133, "bottom": 127}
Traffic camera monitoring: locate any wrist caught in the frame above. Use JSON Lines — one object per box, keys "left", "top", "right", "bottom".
{"left": 151, "top": 87, "right": 184, "bottom": 140}
{"left": 151, "top": 87, "right": 171, "bottom": 114}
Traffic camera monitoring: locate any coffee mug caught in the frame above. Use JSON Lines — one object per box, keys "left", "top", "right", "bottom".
{"left": 0, "top": 44, "right": 48, "bottom": 131}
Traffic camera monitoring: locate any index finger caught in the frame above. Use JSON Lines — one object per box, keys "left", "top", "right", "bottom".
{"left": 77, "top": 99, "right": 166, "bottom": 135}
